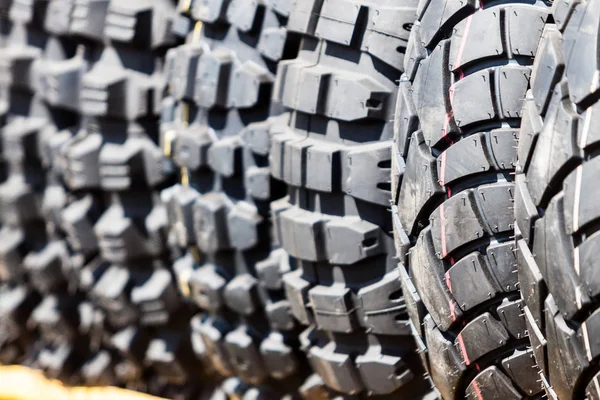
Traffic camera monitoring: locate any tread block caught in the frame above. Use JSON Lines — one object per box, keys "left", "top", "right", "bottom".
{"left": 0, "top": 177, "right": 42, "bottom": 226}
{"left": 258, "top": 27, "right": 287, "bottom": 61}
{"left": 533, "top": 194, "right": 588, "bottom": 319}
{"left": 94, "top": 203, "right": 167, "bottom": 263}
{"left": 161, "top": 184, "right": 199, "bottom": 247}
{"left": 145, "top": 332, "right": 199, "bottom": 382}
{"left": 448, "top": 7, "right": 504, "bottom": 72}
{"left": 544, "top": 296, "right": 588, "bottom": 400}
{"left": 345, "top": 142, "right": 391, "bottom": 206}
{"left": 502, "top": 349, "right": 543, "bottom": 396}
{"left": 507, "top": 6, "right": 549, "bottom": 58}
{"left": 325, "top": 217, "right": 384, "bottom": 265}
{"left": 224, "top": 274, "right": 260, "bottom": 315}
{"left": 517, "top": 238, "right": 545, "bottom": 327}
{"left": 431, "top": 183, "right": 514, "bottom": 258}
{"left": 446, "top": 252, "right": 502, "bottom": 312}
{"left": 277, "top": 206, "right": 328, "bottom": 262}
{"left": 355, "top": 351, "right": 414, "bottom": 395}
{"left": 265, "top": 300, "right": 295, "bottom": 331}
{"left": 497, "top": 298, "right": 526, "bottom": 339}
{"left": 60, "top": 195, "right": 100, "bottom": 255}
{"left": 525, "top": 306, "right": 547, "bottom": 376}
{"left": 256, "top": 248, "right": 290, "bottom": 291}
{"left": 418, "top": 0, "right": 477, "bottom": 48}
{"left": 228, "top": 61, "right": 272, "bottom": 109}
{"left": 358, "top": 268, "right": 412, "bottom": 336}
{"left": 412, "top": 38, "right": 450, "bottom": 145}
{"left": 410, "top": 228, "right": 461, "bottom": 331}
{"left": 514, "top": 173, "right": 538, "bottom": 244}
{"left": 497, "top": 66, "right": 531, "bottom": 119}
{"left": 309, "top": 285, "right": 358, "bottom": 333}
{"left": 104, "top": 2, "right": 175, "bottom": 48}
{"left": 399, "top": 263, "right": 427, "bottom": 338}
{"left": 452, "top": 69, "right": 496, "bottom": 128}
{"left": 517, "top": 91, "right": 544, "bottom": 174}
{"left": 208, "top": 136, "right": 243, "bottom": 178}
{"left": 243, "top": 120, "right": 272, "bottom": 156}
{"left": 466, "top": 367, "right": 521, "bottom": 400}
{"left": 172, "top": 124, "right": 213, "bottom": 171}
{"left": 62, "top": 133, "right": 102, "bottom": 190}
{"left": 226, "top": 202, "right": 264, "bottom": 251}
{"left": 69, "top": 0, "right": 110, "bottom": 41}
{"left": 260, "top": 333, "right": 297, "bottom": 379}
{"left": 283, "top": 269, "right": 313, "bottom": 325}
{"left": 287, "top": 0, "right": 321, "bottom": 35}
{"left": 91, "top": 265, "right": 138, "bottom": 328}
{"left": 306, "top": 342, "right": 364, "bottom": 395}
{"left": 394, "top": 79, "right": 418, "bottom": 158}
{"left": 530, "top": 25, "right": 565, "bottom": 117}
{"left": 314, "top": 0, "right": 359, "bottom": 46}
{"left": 194, "top": 192, "right": 231, "bottom": 253}
{"left": 224, "top": 326, "right": 267, "bottom": 384}
{"left": 305, "top": 143, "right": 340, "bottom": 193}
{"left": 226, "top": 0, "right": 261, "bottom": 32}
{"left": 527, "top": 81, "right": 581, "bottom": 207}
{"left": 39, "top": 57, "right": 85, "bottom": 111}
{"left": 438, "top": 130, "right": 517, "bottom": 186}
{"left": 423, "top": 315, "right": 465, "bottom": 400}
{"left": 0, "top": 46, "right": 39, "bottom": 91}
{"left": 404, "top": 24, "right": 426, "bottom": 81}
{"left": 0, "top": 228, "right": 27, "bottom": 282}
{"left": 192, "top": 0, "right": 229, "bottom": 23}
{"left": 99, "top": 139, "right": 165, "bottom": 189}
{"left": 131, "top": 269, "right": 179, "bottom": 326}
{"left": 24, "top": 241, "right": 68, "bottom": 293}
{"left": 456, "top": 312, "right": 510, "bottom": 365}
{"left": 245, "top": 167, "right": 271, "bottom": 200}
{"left": 169, "top": 43, "right": 204, "bottom": 102}
{"left": 193, "top": 315, "right": 234, "bottom": 376}
{"left": 194, "top": 48, "right": 233, "bottom": 108}
{"left": 189, "top": 264, "right": 227, "bottom": 312}
{"left": 578, "top": 308, "right": 600, "bottom": 363}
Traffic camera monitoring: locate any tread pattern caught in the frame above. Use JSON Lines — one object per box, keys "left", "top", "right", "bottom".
{"left": 516, "top": 1, "right": 600, "bottom": 398}
{"left": 159, "top": 1, "right": 306, "bottom": 396}
{"left": 271, "top": 0, "right": 437, "bottom": 397}
{"left": 392, "top": 0, "right": 550, "bottom": 398}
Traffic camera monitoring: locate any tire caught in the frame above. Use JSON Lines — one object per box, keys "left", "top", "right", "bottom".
{"left": 159, "top": 0, "right": 307, "bottom": 396}
{"left": 269, "top": 0, "right": 435, "bottom": 397}
{"left": 391, "top": 1, "right": 550, "bottom": 399}
{"left": 515, "top": 1, "right": 600, "bottom": 398}
{"left": 0, "top": 0, "right": 212, "bottom": 395}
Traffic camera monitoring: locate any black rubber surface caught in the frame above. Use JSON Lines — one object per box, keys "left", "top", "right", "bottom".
{"left": 270, "top": 0, "right": 439, "bottom": 398}
{"left": 391, "top": 0, "right": 551, "bottom": 399}
{"left": 516, "top": 1, "right": 600, "bottom": 398}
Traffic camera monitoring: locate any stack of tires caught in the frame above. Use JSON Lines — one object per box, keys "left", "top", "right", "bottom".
{"left": 0, "top": 0, "right": 599, "bottom": 400}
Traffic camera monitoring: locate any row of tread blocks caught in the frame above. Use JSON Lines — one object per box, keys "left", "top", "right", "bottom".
{"left": 0, "top": 0, "right": 102, "bottom": 384}
{"left": 392, "top": 0, "right": 551, "bottom": 398}
{"left": 272, "top": 0, "right": 436, "bottom": 397}
{"left": 160, "top": 0, "right": 307, "bottom": 396}
{"left": 0, "top": 0, "right": 210, "bottom": 395}
{"left": 516, "top": 0, "right": 600, "bottom": 399}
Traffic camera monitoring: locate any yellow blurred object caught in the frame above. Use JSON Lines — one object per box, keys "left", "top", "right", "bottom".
{"left": 0, "top": 366, "right": 165, "bottom": 400}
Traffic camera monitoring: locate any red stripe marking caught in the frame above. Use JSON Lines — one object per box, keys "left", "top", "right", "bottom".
{"left": 449, "top": 299, "right": 457, "bottom": 322}
{"left": 474, "top": 363, "right": 480, "bottom": 372}
{"left": 472, "top": 380, "right": 484, "bottom": 400}
{"left": 445, "top": 271, "right": 453, "bottom": 293}
{"left": 455, "top": 15, "right": 473, "bottom": 70}
{"left": 457, "top": 333, "right": 470, "bottom": 365}
{"left": 440, "top": 203, "right": 448, "bottom": 257}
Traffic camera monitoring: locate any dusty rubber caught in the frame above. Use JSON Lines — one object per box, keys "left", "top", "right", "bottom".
{"left": 515, "top": 1, "right": 600, "bottom": 399}
{"left": 391, "top": 0, "right": 551, "bottom": 398}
